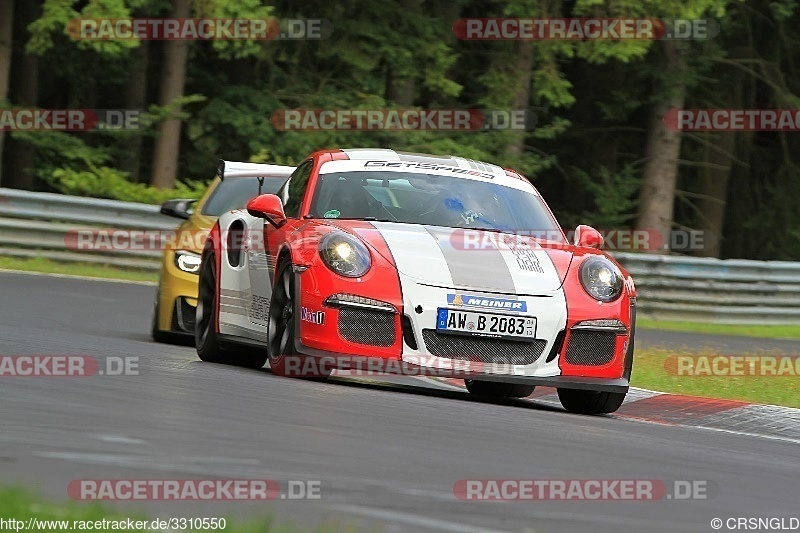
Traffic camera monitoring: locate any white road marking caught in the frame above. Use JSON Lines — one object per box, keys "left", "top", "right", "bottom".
{"left": 96, "top": 435, "right": 147, "bottom": 445}
{"left": 394, "top": 487, "right": 457, "bottom": 501}
{"left": 0, "top": 268, "right": 156, "bottom": 285}
{"left": 332, "top": 504, "right": 516, "bottom": 533}
{"left": 34, "top": 452, "right": 261, "bottom": 469}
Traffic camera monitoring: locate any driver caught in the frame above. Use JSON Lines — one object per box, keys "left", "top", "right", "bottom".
{"left": 417, "top": 180, "right": 487, "bottom": 227}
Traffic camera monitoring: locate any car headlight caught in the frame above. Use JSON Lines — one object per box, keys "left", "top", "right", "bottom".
{"left": 579, "top": 257, "right": 623, "bottom": 302}
{"left": 174, "top": 250, "right": 202, "bottom": 274}
{"left": 319, "top": 232, "right": 371, "bottom": 278}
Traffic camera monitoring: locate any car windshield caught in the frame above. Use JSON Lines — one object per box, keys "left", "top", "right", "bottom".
{"left": 201, "top": 176, "right": 288, "bottom": 216}
{"left": 309, "top": 170, "right": 564, "bottom": 239}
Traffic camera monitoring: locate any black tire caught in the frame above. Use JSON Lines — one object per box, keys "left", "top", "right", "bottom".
{"left": 557, "top": 388, "right": 626, "bottom": 415}
{"left": 195, "top": 252, "right": 267, "bottom": 369}
{"left": 195, "top": 252, "right": 226, "bottom": 362}
{"left": 267, "top": 259, "right": 329, "bottom": 379}
{"left": 465, "top": 379, "right": 535, "bottom": 398}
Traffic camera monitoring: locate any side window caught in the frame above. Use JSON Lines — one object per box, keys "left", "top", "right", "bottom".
{"left": 283, "top": 160, "right": 313, "bottom": 218}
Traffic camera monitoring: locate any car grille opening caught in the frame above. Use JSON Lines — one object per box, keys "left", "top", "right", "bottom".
{"left": 564, "top": 330, "right": 617, "bottom": 366}
{"left": 338, "top": 308, "right": 396, "bottom": 346}
{"left": 175, "top": 297, "right": 196, "bottom": 333}
{"left": 401, "top": 315, "right": 418, "bottom": 350}
{"left": 545, "top": 329, "right": 566, "bottom": 363}
{"left": 421, "top": 330, "right": 547, "bottom": 365}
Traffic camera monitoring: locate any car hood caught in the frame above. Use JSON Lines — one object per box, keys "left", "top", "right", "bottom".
{"left": 338, "top": 221, "right": 573, "bottom": 295}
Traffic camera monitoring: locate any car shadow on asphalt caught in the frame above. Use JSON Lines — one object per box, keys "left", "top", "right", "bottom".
{"left": 259, "top": 366, "right": 566, "bottom": 414}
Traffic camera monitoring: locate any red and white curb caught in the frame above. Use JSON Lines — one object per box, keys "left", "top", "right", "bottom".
{"left": 433, "top": 377, "right": 800, "bottom": 445}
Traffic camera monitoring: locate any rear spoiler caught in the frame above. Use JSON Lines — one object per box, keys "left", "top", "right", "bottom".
{"left": 217, "top": 159, "right": 295, "bottom": 181}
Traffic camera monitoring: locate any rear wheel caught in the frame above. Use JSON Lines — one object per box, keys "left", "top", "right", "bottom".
{"left": 267, "top": 260, "right": 329, "bottom": 379}
{"left": 195, "top": 252, "right": 267, "bottom": 369}
{"left": 464, "top": 379, "right": 535, "bottom": 398}
{"left": 557, "top": 388, "right": 626, "bottom": 415}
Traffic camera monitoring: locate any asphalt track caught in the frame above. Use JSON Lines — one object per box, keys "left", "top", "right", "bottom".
{"left": 0, "top": 272, "right": 798, "bottom": 533}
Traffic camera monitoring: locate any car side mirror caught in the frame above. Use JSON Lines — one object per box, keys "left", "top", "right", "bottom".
{"left": 574, "top": 224, "right": 604, "bottom": 248}
{"left": 160, "top": 198, "right": 194, "bottom": 220}
{"left": 247, "top": 194, "right": 287, "bottom": 228}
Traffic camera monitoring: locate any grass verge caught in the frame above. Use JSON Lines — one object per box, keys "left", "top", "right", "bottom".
{"left": 0, "top": 486, "right": 353, "bottom": 532}
{"left": 637, "top": 317, "right": 800, "bottom": 340}
{"left": 632, "top": 347, "right": 800, "bottom": 408}
{"left": 0, "top": 256, "right": 157, "bottom": 283}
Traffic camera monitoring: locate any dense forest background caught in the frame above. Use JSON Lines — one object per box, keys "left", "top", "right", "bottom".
{"left": 0, "top": 0, "right": 799, "bottom": 260}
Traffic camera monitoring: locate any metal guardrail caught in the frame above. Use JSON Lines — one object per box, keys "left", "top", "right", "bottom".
{"left": 0, "top": 187, "right": 798, "bottom": 324}
{"left": 0, "top": 187, "right": 174, "bottom": 229}
{"left": 0, "top": 188, "right": 176, "bottom": 271}
{"left": 614, "top": 253, "right": 800, "bottom": 325}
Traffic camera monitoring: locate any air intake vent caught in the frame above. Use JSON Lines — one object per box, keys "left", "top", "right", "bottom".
{"left": 421, "top": 330, "right": 547, "bottom": 365}
{"left": 564, "top": 330, "right": 616, "bottom": 366}
{"left": 338, "top": 308, "right": 396, "bottom": 346}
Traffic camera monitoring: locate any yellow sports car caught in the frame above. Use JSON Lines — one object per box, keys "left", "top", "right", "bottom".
{"left": 151, "top": 161, "right": 294, "bottom": 343}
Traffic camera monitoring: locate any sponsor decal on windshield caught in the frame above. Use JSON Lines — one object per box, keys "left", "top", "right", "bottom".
{"left": 447, "top": 293, "right": 527, "bottom": 312}
{"left": 364, "top": 161, "right": 495, "bottom": 180}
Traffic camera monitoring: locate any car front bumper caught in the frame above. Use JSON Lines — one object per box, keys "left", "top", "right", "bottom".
{"left": 293, "top": 272, "right": 632, "bottom": 393}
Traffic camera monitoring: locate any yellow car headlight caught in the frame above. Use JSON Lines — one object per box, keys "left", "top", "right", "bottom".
{"left": 174, "top": 250, "right": 202, "bottom": 274}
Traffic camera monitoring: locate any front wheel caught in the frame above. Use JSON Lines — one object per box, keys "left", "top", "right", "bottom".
{"left": 557, "top": 388, "right": 626, "bottom": 415}
{"left": 464, "top": 379, "right": 535, "bottom": 398}
{"left": 267, "top": 260, "right": 329, "bottom": 379}
{"left": 195, "top": 253, "right": 225, "bottom": 363}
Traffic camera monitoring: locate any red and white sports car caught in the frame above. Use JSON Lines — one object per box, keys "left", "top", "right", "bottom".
{"left": 195, "top": 148, "right": 636, "bottom": 415}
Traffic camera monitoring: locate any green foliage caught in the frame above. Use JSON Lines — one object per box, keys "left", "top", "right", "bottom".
{"left": 50, "top": 166, "right": 206, "bottom": 204}
{"left": 10, "top": 131, "right": 205, "bottom": 204}
{"left": 313, "top": 0, "right": 462, "bottom": 98}
{"left": 573, "top": 164, "right": 641, "bottom": 228}
{"left": 28, "top": 0, "right": 141, "bottom": 56}
{"left": 148, "top": 94, "right": 208, "bottom": 123}
{"left": 0, "top": 485, "right": 354, "bottom": 533}
{"left": 10, "top": 130, "right": 112, "bottom": 169}
{"left": 193, "top": 0, "right": 274, "bottom": 59}
{"left": 6, "top": 0, "right": 800, "bottom": 261}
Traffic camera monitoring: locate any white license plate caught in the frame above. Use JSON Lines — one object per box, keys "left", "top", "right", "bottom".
{"left": 436, "top": 308, "right": 536, "bottom": 340}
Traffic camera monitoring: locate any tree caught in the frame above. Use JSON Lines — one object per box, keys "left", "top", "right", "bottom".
{"left": 149, "top": 0, "right": 191, "bottom": 189}
{"left": 0, "top": 0, "right": 12, "bottom": 186}
{"left": 115, "top": 41, "right": 149, "bottom": 182}
{"left": 631, "top": 1, "right": 731, "bottom": 253}
{"left": 635, "top": 40, "right": 687, "bottom": 251}
{"left": 4, "top": 0, "right": 41, "bottom": 191}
